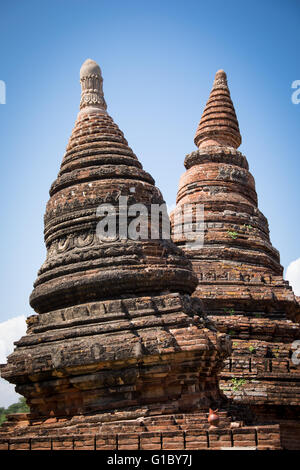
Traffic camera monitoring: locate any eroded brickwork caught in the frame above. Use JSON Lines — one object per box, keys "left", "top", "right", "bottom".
{"left": 0, "top": 60, "right": 270, "bottom": 451}
{"left": 0, "top": 63, "right": 292, "bottom": 450}
{"left": 0, "top": 411, "right": 281, "bottom": 450}
{"left": 171, "top": 70, "right": 300, "bottom": 449}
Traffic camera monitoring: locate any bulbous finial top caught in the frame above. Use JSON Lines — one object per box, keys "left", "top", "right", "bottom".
{"left": 80, "top": 59, "right": 102, "bottom": 80}
{"left": 79, "top": 58, "right": 107, "bottom": 114}
{"left": 213, "top": 69, "right": 228, "bottom": 88}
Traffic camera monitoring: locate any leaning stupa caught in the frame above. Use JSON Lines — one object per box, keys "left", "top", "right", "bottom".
{"left": 0, "top": 61, "right": 281, "bottom": 451}
{"left": 171, "top": 70, "right": 300, "bottom": 449}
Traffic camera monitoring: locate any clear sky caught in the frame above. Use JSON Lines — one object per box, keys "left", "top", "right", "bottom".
{"left": 0, "top": 0, "right": 299, "bottom": 326}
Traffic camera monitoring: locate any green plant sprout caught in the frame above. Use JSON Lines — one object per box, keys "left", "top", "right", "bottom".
{"left": 227, "top": 230, "right": 238, "bottom": 239}
{"left": 231, "top": 378, "right": 246, "bottom": 391}
{"left": 224, "top": 308, "right": 235, "bottom": 314}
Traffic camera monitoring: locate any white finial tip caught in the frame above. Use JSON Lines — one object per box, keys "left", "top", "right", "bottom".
{"left": 80, "top": 59, "right": 102, "bottom": 80}
{"left": 79, "top": 58, "right": 107, "bottom": 114}
{"left": 213, "top": 69, "right": 228, "bottom": 88}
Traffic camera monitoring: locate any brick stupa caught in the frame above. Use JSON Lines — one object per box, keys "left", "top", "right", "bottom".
{"left": 0, "top": 61, "right": 282, "bottom": 451}
{"left": 171, "top": 70, "right": 300, "bottom": 449}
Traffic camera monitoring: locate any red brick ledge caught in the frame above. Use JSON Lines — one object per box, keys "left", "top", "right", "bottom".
{"left": 0, "top": 425, "right": 281, "bottom": 450}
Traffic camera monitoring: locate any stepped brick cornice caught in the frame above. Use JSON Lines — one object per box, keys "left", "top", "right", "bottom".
{"left": 0, "top": 61, "right": 231, "bottom": 426}
{"left": 171, "top": 71, "right": 300, "bottom": 449}
{"left": 194, "top": 70, "right": 241, "bottom": 149}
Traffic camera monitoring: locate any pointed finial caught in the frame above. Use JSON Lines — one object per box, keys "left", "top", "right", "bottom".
{"left": 194, "top": 70, "right": 241, "bottom": 149}
{"left": 79, "top": 59, "right": 107, "bottom": 114}
{"left": 213, "top": 69, "right": 228, "bottom": 88}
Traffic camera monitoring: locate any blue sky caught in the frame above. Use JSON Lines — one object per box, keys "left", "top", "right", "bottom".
{"left": 0, "top": 0, "right": 299, "bottom": 326}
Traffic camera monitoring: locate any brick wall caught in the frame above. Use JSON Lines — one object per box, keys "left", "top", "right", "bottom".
{"left": 0, "top": 425, "right": 281, "bottom": 450}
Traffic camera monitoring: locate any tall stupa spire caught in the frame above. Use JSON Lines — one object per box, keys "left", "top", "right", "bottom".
{"left": 79, "top": 58, "right": 107, "bottom": 114}
{"left": 1, "top": 59, "right": 230, "bottom": 426}
{"left": 194, "top": 69, "right": 241, "bottom": 149}
{"left": 171, "top": 70, "right": 300, "bottom": 449}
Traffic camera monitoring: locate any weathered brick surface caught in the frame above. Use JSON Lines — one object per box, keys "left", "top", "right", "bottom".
{"left": 140, "top": 432, "right": 161, "bottom": 450}
{"left": 185, "top": 430, "right": 208, "bottom": 450}
{"left": 0, "top": 441, "right": 9, "bottom": 450}
{"left": 171, "top": 70, "right": 300, "bottom": 450}
{"left": 52, "top": 436, "right": 73, "bottom": 450}
{"left": 0, "top": 422, "right": 282, "bottom": 450}
{"left": 0, "top": 65, "right": 293, "bottom": 451}
{"left": 9, "top": 438, "right": 31, "bottom": 450}
{"left": 194, "top": 70, "right": 241, "bottom": 149}
{"left": 95, "top": 434, "right": 117, "bottom": 450}
{"left": 0, "top": 60, "right": 234, "bottom": 450}
{"left": 31, "top": 437, "right": 52, "bottom": 450}
{"left": 118, "top": 433, "right": 139, "bottom": 450}
{"left": 0, "top": 407, "right": 282, "bottom": 450}
{"left": 162, "top": 431, "right": 184, "bottom": 450}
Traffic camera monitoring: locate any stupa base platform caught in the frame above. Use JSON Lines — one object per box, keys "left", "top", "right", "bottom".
{"left": 0, "top": 410, "right": 281, "bottom": 450}
{"left": 249, "top": 405, "right": 300, "bottom": 451}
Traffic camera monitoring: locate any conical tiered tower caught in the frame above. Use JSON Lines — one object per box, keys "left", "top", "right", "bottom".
{"left": 171, "top": 70, "right": 300, "bottom": 449}
{"left": 0, "top": 62, "right": 282, "bottom": 450}
{"left": 194, "top": 70, "right": 241, "bottom": 149}
{"left": 2, "top": 59, "right": 230, "bottom": 416}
